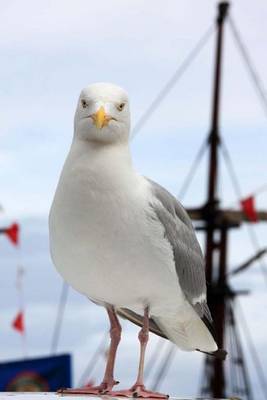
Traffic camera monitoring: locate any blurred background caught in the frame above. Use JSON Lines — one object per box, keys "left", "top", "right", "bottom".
{"left": 0, "top": 0, "right": 267, "bottom": 398}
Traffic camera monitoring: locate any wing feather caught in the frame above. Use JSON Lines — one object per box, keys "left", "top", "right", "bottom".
{"left": 147, "top": 178, "right": 214, "bottom": 332}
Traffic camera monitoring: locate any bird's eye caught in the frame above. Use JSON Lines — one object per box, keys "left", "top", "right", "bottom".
{"left": 81, "top": 99, "right": 88, "bottom": 108}
{"left": 117, "top": 102, "right": 125, "bottom": 111}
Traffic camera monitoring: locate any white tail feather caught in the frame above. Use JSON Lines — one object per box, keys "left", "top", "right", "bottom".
{"left": 154, "top": 315, "right": 218, "bottom": 352}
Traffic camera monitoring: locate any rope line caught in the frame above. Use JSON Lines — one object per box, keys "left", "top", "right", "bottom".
{"left": 221, "top": 18, "right": 267, "bottom": 287}
{"left": 220, "top": 139, "right": 267, "bottom": 288}
{"left": 177, "top": 138, "right": 208, "bottom": 200}
{"left": 151, "top": 342, "right": 176, "bottom": 391}
{"left": 230, "top": 300, "right": 253, "bottom": 398}
{"left": 236, "top": 299, "right": 267, "bottom": 398}
{"left": 228, "top": 17, "right": 267, "bottom": 118}
{"left": 220, "top": 140, "right": 242, "bottom": 198}
{"left": 227, "top": 303, "right": 239, "bottom": 394}
{"left": 77, "top": 331, "right": 109, "bottom": 387}
{"left": 131, "top": 25, "right": 215, "bottom": 138}
{"left": 145, "top": 338, "right": 167, "bottom": 381}
{"left": 226, "top": 182, "right": 267, "bottom": 209}
{"left": 50, "top": 281, "right": 69, "bottom": 354}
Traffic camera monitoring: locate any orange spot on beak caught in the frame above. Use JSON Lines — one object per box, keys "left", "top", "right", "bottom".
{"left": 91, "top": 106, "right": 113, "bottom": 129}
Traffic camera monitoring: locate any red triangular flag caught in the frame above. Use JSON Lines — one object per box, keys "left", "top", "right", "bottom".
{"left": 240, "top": 196, "right": 258, "bottom": 222}
{"left": 12, "top": 311, "right": 24, "bottom": 333}
{"left": 5, "top": 223, "right": 19, "bottom": 245}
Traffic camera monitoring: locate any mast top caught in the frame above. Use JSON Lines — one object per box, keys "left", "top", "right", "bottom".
{"left": 217, "top": 2, "right": 229, "bottom": 24}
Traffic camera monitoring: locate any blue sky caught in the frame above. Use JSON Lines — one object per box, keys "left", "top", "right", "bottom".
{"left": 1, "top": 0, "right": 267, "bottom": 397}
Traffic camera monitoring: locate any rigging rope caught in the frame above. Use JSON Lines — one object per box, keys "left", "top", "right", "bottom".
{"left": 131, "top": 25, "right": 215, "bottom": 139}
{"left": 236, "top": 299, "right": 267, "bottom": 398}
{"left": 177, "top": 138, "right": 208, "bottom": 200}
{"left": 230, "top": 300, "right": 253, "bottom": 399}
{"left": 144, "top": 338, "right": 167, "bottom": 381}
{"left": 226, "top": 303, "right": 239, "bottom": 395}
{"left": 151, "top": 342, "right": 176, "bottom": 391}
{"left": 220, "top": 140, "right": 242, "bottom": 198}
{"left": 220, "top": 139, "right": 267, "bottom": 288}
{"left": 50, "top": 281, "right": 69, "bottom": 354}
{"left": 226, "top": 182, "right": 267, "bottom": 209}
{"left": 77, "top": 331, "right": 109, "bottom": 387}
{"left": 228, "top": 17, "right": 267, "bottom": 119}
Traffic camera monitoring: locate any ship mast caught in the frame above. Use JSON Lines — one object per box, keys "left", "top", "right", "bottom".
{"left": 186, "top": 2, "right": 267, "bottom": 398}
{"left": 205, "top": 1, "right": 228, "bottom": 285}
{"left": 205, "top": 2, "right": 229, "bottom": 396}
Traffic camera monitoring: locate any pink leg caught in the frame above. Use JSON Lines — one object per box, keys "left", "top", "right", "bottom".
{"left": 113, "top": 307, "right": 169, "bottom": 399}
{"left": 58, "top": 305, "right": 121, "bottom": 395}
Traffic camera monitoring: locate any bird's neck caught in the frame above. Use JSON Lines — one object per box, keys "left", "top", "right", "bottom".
{"left": 65, "top": 138, "right": 136, "bottom": 188}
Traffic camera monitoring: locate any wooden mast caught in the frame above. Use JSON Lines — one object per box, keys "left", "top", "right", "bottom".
{"left": 185, "top": 2, "right": 267, "bottom": 398}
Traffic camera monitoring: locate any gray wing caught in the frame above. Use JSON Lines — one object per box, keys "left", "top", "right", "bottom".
{"left": 147, "top": 178, "right": 215, "bottom": 339}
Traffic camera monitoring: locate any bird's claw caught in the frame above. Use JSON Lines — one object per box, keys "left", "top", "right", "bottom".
{"left": 56, "top": 381, "right": 119, "bottom": 396}
{"left": 112, "top": 384, "right": 169, "bottom": 399}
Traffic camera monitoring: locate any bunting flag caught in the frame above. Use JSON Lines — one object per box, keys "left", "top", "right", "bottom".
{"left": 240, "top": 196, "right": 258, "bottom": 222}
{"left": 5, "top": 223, "right": 19, "bottom": 245}
{"left": 12, "top": 311, "right": 24, "bottom": 333}
{"left": 0, "top": 354, "right": 72, "bottom": 391}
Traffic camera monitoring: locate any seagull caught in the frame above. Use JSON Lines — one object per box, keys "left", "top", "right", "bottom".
{"left": 49, "top": 82, "right": 225, "bottom": 398}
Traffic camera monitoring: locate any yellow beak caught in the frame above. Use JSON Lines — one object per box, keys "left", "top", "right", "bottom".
{"left": 92, "top": 106, "right": 107, "bottom": 129}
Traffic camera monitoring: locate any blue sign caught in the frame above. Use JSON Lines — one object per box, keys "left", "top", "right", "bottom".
{"left": 0, "top": 354, "right": 71, "bottom": 391}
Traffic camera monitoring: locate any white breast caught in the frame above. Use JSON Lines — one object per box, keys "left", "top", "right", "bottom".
{"left": 49, "top": 142, "right": 185, "bottom": 316}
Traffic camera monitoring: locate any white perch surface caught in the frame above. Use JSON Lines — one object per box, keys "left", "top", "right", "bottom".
{"left": 0, "top": 394, "right": 234, "bottom": 400}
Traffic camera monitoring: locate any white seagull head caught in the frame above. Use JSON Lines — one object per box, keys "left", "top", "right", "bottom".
{"left": 74, "top": 82, "right": 130, "bottom": 144}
